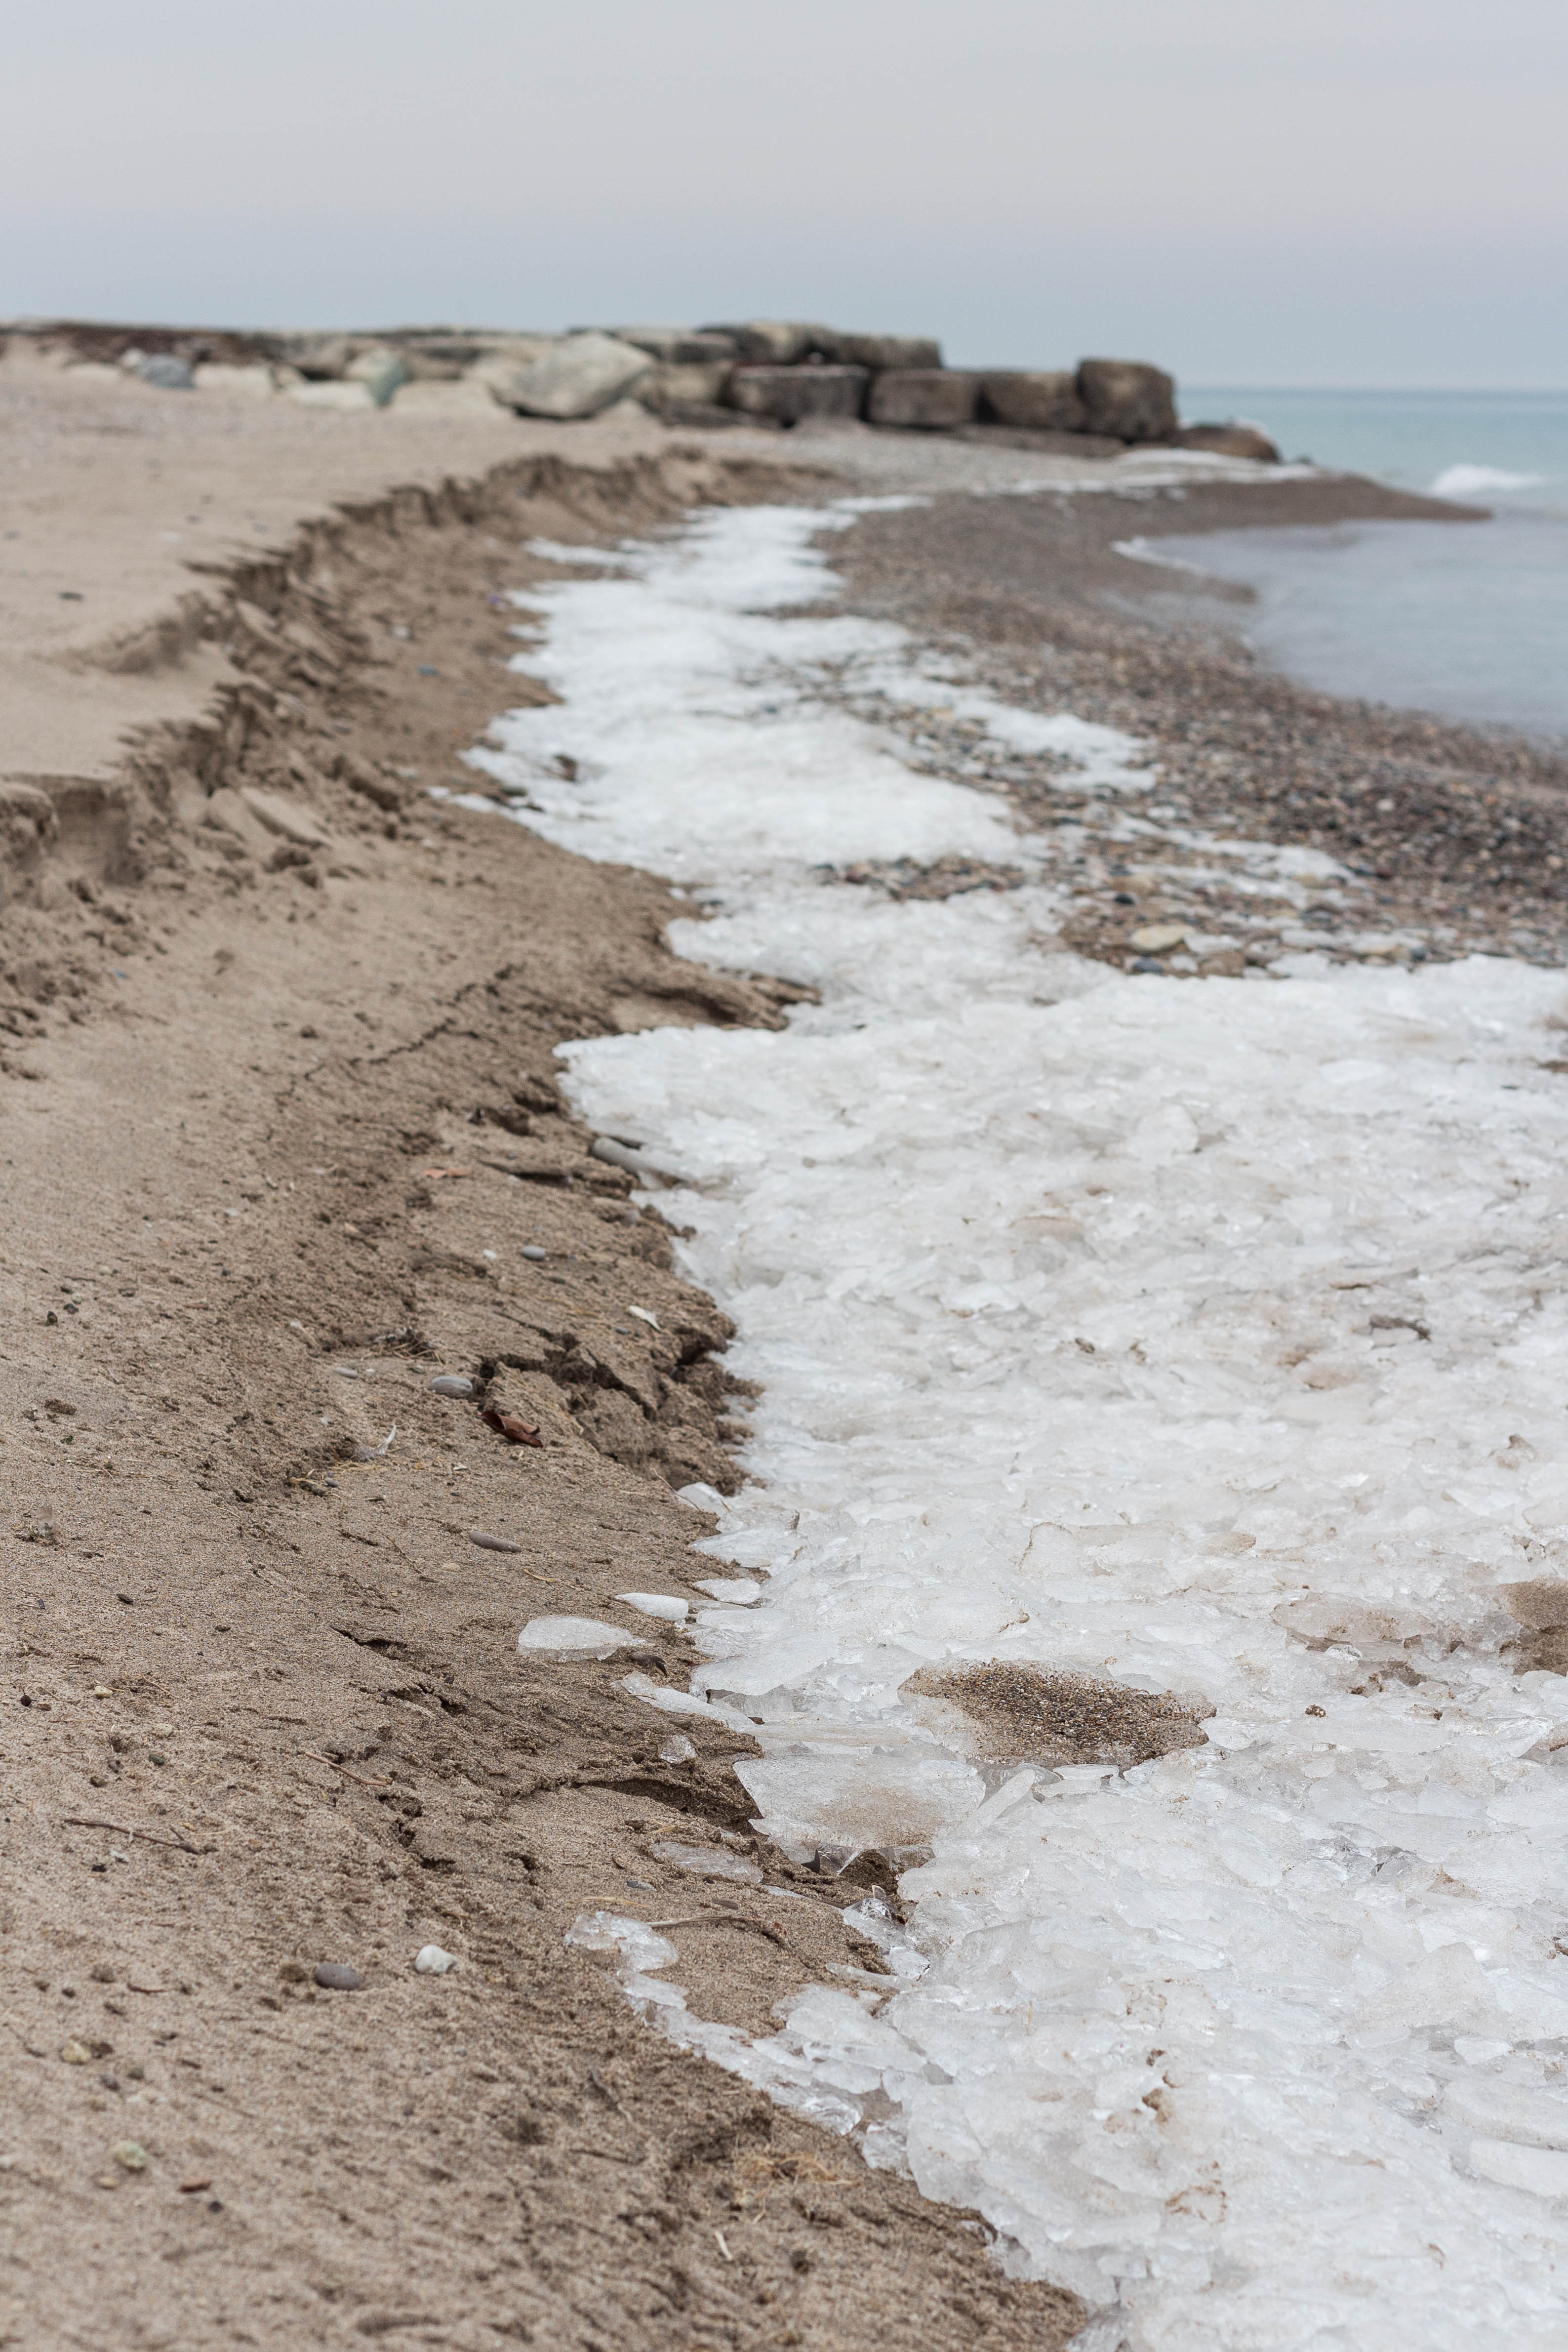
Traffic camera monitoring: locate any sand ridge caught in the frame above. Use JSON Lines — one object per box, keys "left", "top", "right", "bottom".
{"left": 0, "top": 434, "right": 1083, "bottom": 2348}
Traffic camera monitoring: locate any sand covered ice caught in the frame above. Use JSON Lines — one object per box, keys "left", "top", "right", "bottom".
{"left": 470, "top": 502, "right": 1568, "bottom": 2348}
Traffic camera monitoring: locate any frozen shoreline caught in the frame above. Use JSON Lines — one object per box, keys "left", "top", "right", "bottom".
{"left": 468, "top": 501, "right": 1568, "bottom": 2350}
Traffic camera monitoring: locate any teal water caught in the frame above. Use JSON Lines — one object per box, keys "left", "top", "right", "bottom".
{"left": 1159, "top": 389, "right": 1568, "bottom": 738}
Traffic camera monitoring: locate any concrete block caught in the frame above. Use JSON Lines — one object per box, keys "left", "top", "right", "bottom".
{"left": 979, "top": 370, "right": 1085, "bottom": 432}
{"left": 1076, "top": 359, "right": 1177, "bottom": 443}
{"left": 701, "top": 320, "right": 836, "bottom": 365}
{"left": 603, "top": 327, "right": 739, "bottom": 365}
{"left": 867, "top": 369, "right": 977, "bottom": 429}
{"left": 726, "top": 365, "right": 869, "bottom": 422}
{"left": 643, "top": 362, "right": 733, "bottom": 409}
{"left": 834, "top": 332, "right": 943, "bottom": 371}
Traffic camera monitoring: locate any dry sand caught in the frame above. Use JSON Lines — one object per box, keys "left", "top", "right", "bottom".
{"left": 0, "top": 367, "right": 1086, "bottom": 2352}
{"left": 4, "top": 349, "right": 1558, "bottom": 2350}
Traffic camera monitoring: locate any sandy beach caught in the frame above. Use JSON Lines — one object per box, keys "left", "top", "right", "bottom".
{"left": 4, "top": 346, "right": 1563, "bottom": 2349}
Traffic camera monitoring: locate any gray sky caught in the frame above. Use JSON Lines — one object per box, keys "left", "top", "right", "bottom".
{"left": 6, "top": 0, "right": 1565, "bottom": 384}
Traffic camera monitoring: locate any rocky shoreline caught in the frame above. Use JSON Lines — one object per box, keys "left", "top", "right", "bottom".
{"left": 3, "top": 313, "right": 1280, "bottom": 458}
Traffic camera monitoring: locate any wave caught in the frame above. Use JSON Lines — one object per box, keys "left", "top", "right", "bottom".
{"left": 1431, "top": 461, "right": 1548, "bottom": 498}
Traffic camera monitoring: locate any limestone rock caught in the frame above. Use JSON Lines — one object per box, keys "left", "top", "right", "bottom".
{"left": 833, "top": 332, "right": 943, "bottom": 371}
{"left": 493, "top": 333, "right": 652, "bottom": 420}
{"left": 193, "top": 362, "right": 296, "bottom": 397}
{"left": 1076, "top": 359, "right": 1177, "bottom": 443}
{"left": 135, "top": 355, "right": 194, "bottom": 391}
{"left": 868, "top": 369, "right": 977, "bottom": 429}
{"left": 1173, "top": 422, "right": 1281, "bottom": 462}
{"left": 979, "top": 369, "right": 1085, "bottom": 432}
{"left": 345, "top": 346, "right": 410, "bottom": 407}
{"left": 726, "top": 365, "right": 869, "bottom": 423}
{"left": 465, "top": 339, "right": 560, "bottom": 407}
{"left": 272, "top": 332, "right": 352, "bottom": 380}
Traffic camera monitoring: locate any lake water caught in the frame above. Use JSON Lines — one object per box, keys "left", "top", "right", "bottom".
{"left": 1158, "top": 388, "right": 1568, "bottom": 739}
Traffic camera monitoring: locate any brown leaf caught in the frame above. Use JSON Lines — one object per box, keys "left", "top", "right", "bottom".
{"left": 481, "top": 1407, "right": 544, "bottom": 1449}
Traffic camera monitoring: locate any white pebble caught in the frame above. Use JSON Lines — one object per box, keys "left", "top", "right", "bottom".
{"left": 521, "top": 1245, "right": 548, "bottom": 1262}
{"left": 414, "top": 1945, "right": 459, "bottom": 1975}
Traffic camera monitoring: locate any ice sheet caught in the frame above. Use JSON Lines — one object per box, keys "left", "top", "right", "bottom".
{"left": 468, "top": 501, "right": 1568, "bottom": 2350}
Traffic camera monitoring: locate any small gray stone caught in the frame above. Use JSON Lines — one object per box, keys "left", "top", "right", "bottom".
{"left": 429, "top": 1375, "right": 474, "bottom": 1399}
{"left": 313, "top": 1962, "right": 364, "bottom": 1991}
{"left": 469, "top": 1530, "right": 522, "bottom": 1553}
{"left": 520, "top": 1245, "right": 548, "bottom": 1262}
{"left": 590, "top": 1137, "right": 644, "bottom": 1173}
{"left": 136, "top": 355, "right": 194, "bottom": 391}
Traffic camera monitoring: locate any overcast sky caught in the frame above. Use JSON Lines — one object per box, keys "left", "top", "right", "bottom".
{"left": 6, "top": 0, "right": 1565, "bottom": 385}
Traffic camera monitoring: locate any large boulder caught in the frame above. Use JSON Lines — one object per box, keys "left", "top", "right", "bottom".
{"left": 726, "top": 364, "right": 868, "bottom": 423}
{"left": 1173, "top": 421, "right": 1281, "bottom": 462}
{"left": 643, "top": 361, "right": 734, "bottom": 410}
{"left": 868, "top": 369, "right": 977, "bottom": 429}
{"left": 492, "top": 332, "right": 652, "bottom": 419}
{"left": 978, "top": 369, "right": 1084, "bottom": 432}
{"left": 1076, "top": 359, "right": 1177, "bottom": 443}
{"left": 464, "top": 337, "right": 559, "bottom": 404}
{"left": 833, "top": 331, "right": 943, "bottom": 371}
{"left": 700, "top": 319, "right": 835, "bottom": 365}
{"left": 271, "top": 331, "right": 353, "bottom": 380}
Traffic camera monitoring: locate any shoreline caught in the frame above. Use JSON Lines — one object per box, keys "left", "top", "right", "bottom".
{"left": 3, "top": 372, "right": 1563, "bottom": 2345}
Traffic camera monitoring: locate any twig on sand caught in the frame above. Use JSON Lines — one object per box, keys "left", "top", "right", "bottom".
{"left": 643, "top": 1910, "right": 792, "bottom": 1949}
{"left": 62, "top": 1816, "right": 201, "bottom": 1854}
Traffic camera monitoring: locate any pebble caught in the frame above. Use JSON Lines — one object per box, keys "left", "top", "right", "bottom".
{"left": 60, "top": 2039, "right": 95, "bottom": 2065}
{"left": 313, "top": 1963, "right": 364, "bottom": 1991}
{"left": 521, "top": 1245, "right": 548, "bottom": 1262}
{"left": 469, "top": 1530, "right": 522, "bottom": 1553}
{"left": 429, "top": 1375, "right": 474, "bottom": 1399}
{"left": 413, "top": 1945, "right": 459, "bottom": 1975}
{"left": 658, "top": 1734, "right": 697, "bottom": 1763}
{"left": 110, "top": 2140, "right": 149, "bottom": 2172}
